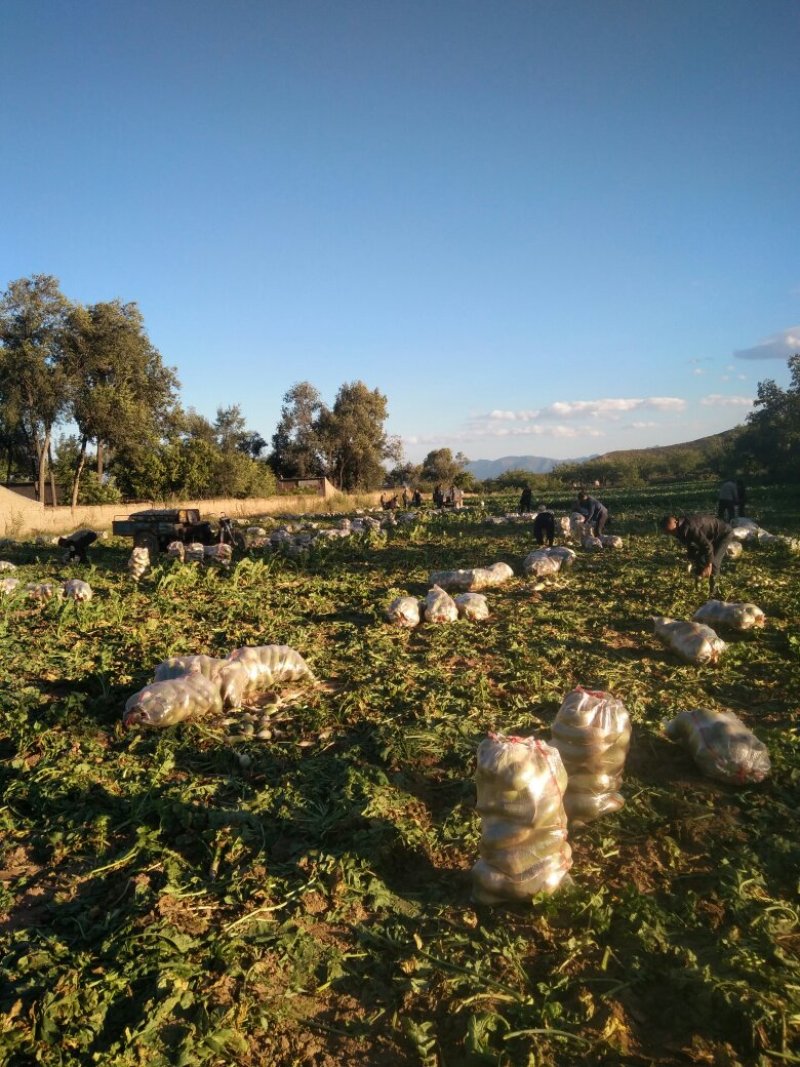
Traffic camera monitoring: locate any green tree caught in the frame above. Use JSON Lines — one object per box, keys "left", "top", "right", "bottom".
{"left": 319, "top": 381, "right": 399, "bottom": 491}
{"left": 0, "top": 275, "right": 71, "bottom": 503}
{"left": 734, "top": 354, "right": 800, "bottom": 479}
{"left": 419, "top": 448, "right": 469, "bottom": 486}
{"left": 61, "top": 299, "right": 179, "bottom": 507}
{"left": 270, "top": 382, "right": 327, "bottom": 478}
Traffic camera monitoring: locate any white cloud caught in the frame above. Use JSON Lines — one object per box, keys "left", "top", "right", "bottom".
{"left": 734, "top": 326, "right": 800, "bottom": 361}
{"left": 737, "top": 374, "right": 747, "bottom": 380}
{"left": 721, "top": 375, "right": 730, "bottom": 382}
{"left": 692, "top": 368, "right": 704, "bottom": 376}
{"left": 700, "top": 394, "right": 753, "bottom": 407}
{"left": 478, "top": 396, "right": 686, "bottom": 422}
{"left": 628, "top": 420, "right": 657, "bottom": 429}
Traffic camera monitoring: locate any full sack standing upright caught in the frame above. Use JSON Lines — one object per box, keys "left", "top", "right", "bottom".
{"left": 472, "top": 734, "right": 572, "bottom": 904}
{"left": 550, "top": 687, "right": 632, "bottom": 826}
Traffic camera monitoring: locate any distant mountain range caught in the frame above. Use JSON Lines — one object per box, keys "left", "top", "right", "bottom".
{"left": 466, "top": 455, "right": 594, "bottom": 480}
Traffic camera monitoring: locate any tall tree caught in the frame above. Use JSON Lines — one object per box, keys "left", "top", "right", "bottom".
{"left": 319, "top": 381, "right": 400, "bottom": 491}
{"left": 61, "top": 299, "right": 179, "bottom": 507}
{"left": 734, "top": 354, "right": 800, "bottom": 479}
{"left": 270, "top": 381, "right": 327, "bottom": 478}
{"left": 0, "top": 275, "right": 71, "bottom": 502}
{"left": 419, "top": 448, "right": 469, "bottom": 486}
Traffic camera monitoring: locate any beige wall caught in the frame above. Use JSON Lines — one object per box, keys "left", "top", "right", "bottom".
{"left": 0, "top": 489, "right": 386, "bottom": 538}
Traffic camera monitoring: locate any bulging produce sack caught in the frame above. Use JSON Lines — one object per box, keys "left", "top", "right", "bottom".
{"left": 63, "top": 579, "right": 93, "bottom": 602}
{"left": 428, "top": 568, "right": 479, "bottom": 592}
{"left": 600, "top": 535, "right": 623, "bottom": 549}
{"left": 483, "top": 562, "right": 514, "bottom": 585}
{"left": 203, "top": 543, "right": 233, "bottom": 567}
{"left": 730, "top": 518, "right": 759, "bottom": 543}
{"left": 725, "top": 539, "right": 743, "bottom": 559}
{"left": 472, "top": 734, "right": 572, "bottom": 904}
{"left": 423, "top": 584, "right": 459, "bottom": 623}
{"left": 166, "top": 541, "right": 185, "bottom": 561}
{"left": 523, "top": 550, "right": 561, "bottom": 578}
{"left": 692, "top": 600, "right": 766, "bottom": 632}
{"left": 184, "top": 542, "right": 206, "bottom": 563}
{"left": 386, "top": 595, "right": 421, "bottom": 628}
{"left": 664, "top": 708, "right": 771, "bottom": 785}
{"left": 548, "top": 546, "right": 576, "bottom": 567}
{"left": 154, "top": 654, "right": 227, "bottom": 684}
{"left": 26, "top": 581, "right": 62, "bottom": 601}
{"left": 124, "top": 673, "right": 223, "bottom": 728}
{"left": 653, "top": 617, "right": 726, "bottom": 665}
{"left": 219, "top": 644, "right": 314, "bottom": 707}
{"left": 128, "top": 546, "right": 150, "bottom": 581}
{"left": 550, "top": 687, "right": 631, "bottom": 825}
{"left": 454, "top": 592, "right": 490, "bottom": 621}
{"left": 0, "top": 577, "right": 20, "bottom": 596}
{"left": 0, "top": 560, "right": 17, "bottom": 572}
{"left": 582, "top": 534, "right": 603, "bottom": 552}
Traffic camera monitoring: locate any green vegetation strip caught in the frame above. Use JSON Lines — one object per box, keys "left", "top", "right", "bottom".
{"left": 0, "top": 489, "right": 798, "bottom": 1066}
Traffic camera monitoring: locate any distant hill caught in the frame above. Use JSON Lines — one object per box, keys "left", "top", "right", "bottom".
{"left": 466, "top": 454, "right": 595, "bottom": 480}
{"left": 585, "top": 429, "right": 738, "bottom": 468}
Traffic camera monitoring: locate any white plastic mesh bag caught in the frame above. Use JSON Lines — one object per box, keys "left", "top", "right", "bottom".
{"left": 550, "top": 687, "right": 631, "bottom": 825}
{"left": 124, "top": 674, "right": 223, "bottom": 728}
{"left": 692, "top": 600, "right": 766, "bottom": 631}
{"left": 386, "top": 596, "right": 421, "bottom": 628}
{"left": 423, "top": 585, "right": 459, "bottom": 623}
{"left": 454, "top": 592, "right": 490, "bottom": 621}
{"left": 653, "top": 617, "right": 726, "bottom": 665}
{"left": 664, "top": 708, "right": 771, "bottom": 785}
{"left": 472, "top": 734, "right": 572, "bottom": 904}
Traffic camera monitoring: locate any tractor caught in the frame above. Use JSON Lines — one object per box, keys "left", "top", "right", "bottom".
{"left": 111, "top": 508, "right": 245, "bottom": 558}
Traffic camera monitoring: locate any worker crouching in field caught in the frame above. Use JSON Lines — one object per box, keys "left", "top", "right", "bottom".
{"left": 533, "top": 505, "right": 556, "bottom": 546}
{"left": 58, "top": 529, "right": 98, "bottom": 564}
{"left": 661, "top": 514, "right": 734, "bottom": 597}
{"left": 577, "top": 492, "right": 609, "bottom": 537}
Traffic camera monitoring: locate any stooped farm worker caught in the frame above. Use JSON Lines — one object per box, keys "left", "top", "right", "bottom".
{"left": 577, "top": 492, "right": 609, "bottom": 537}
{"left": 518, "top": 486, "right": 533, "bottom": 514}
{"left": 58, "top": 528, "right": 98, "bottom": 564}
{"left": 533, "top": 505, "right": 556, "bottom": 546}
{"left": 717, "top": 480, "right": 739, "bottom": 523}
{"left": 661, "top": 513, "right": 734, "bottom": 597}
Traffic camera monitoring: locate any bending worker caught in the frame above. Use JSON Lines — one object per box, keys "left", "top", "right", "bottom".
{"left": 577, "top": 491, "right": 609, "bottom": 537}
{"left": 58, "top": 528, "right": 98, "bottom": 564}
{"left": 533, "top": 505, "right": 555, "bottom": 546}
{"left": 661, "top": 513, "right": 734, "bottom": 596}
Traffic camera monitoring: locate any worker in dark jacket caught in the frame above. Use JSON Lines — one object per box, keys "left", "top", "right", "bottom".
{"left": 577, "top": 492, "right": 609, "bottom": 537}
{"left": 518, "top": 486, "right": 533, "bottom": 514}
{"left": 717, "top": 480, "right": 738, "bottom": 522}
{"left": 661, "top": 514, "right": 734, "bottom": 596}
{"left": 533, "top": 505, "right": 555, "bottom": 546}
{"left": 58, "top": 528, "right": 98, "bottom": 564}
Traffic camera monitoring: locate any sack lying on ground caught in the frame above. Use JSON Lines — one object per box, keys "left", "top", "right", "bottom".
{"left": 423, "top": 585, "right": 459, "bottom": 623}
{"left": 523, "top": 550, "right": 561, "bottom": 578}
{"left": 428, "top": 568, "right": 480, "bottom": 592}
{"left": 127, "top": 546, "right": 150, "bottom": 582}
{"left": 663, "top": 708, "right": 771, "bottom": 784}
{"left": 582, "top": 535, "right": 603, "bottom": 552}
{"left": 184, "top": 542, "right": 206, "bottom": 563}
{"left": 725, "top": 540, "right": 743, "bottom": 559}
{"left": 219, "top": 644, "right": 315, "bottom": 707}
{"left": 0, "top": 577, "right": 20, "bottom": 596}
{"left": 203, "top": 543, "right": 233, "bottom": 567}
{"left": 653, "top": 617, "right": 726, "bottom": 665}
{"left": 26, "top": 581, "right": 62, "bottom": 601}
{"left": 730, "top": 518, "right": 759, "bottom": 543}
{"left": 454, "top": 592, "right": 490, "bottom": 620}
{"left": 154, "top": 654, "right": 228, "bottom": 684}
{"left": 386, "top": 595, "right": 421, "bottom": 628}
{"left": 166, "top": 541, "right": 185, "bottom": 560}
{"left": 472, "top": 733, "right": 572, "bottom": 904}
{"left": 483, "top": 562, "right": 514, "bottom": 585}
{"left": 600, "top": 535, "right": 623, "bottom": 549}
{"left": 548, "top": 546, "right": 577, "bottom": 567}
{"left": 63, "top": 579, "right": 93, "bottom": 602}
{"left": 692, "top": 600, "right": 766, "bottom": 631}
{"left": 124, "top": 673, "right": 223, "bottom": 728}
{"left": 550, "top": 687, "right": 631, "bottom": 825}
{"left": 0, "top": 561, "right": 16, "bottom": 572}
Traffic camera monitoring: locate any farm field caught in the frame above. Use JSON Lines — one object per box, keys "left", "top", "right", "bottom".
{"left": 1, "top": 485, "right": 798, "bottom": 1066}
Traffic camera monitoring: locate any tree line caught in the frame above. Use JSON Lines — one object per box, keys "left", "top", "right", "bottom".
{"left": 0, "top": 276, "right": 402, "bottom": 504}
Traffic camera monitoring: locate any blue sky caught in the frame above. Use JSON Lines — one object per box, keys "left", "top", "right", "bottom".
{"left": 2, "top": 0, "right": 798, "bottom": 462}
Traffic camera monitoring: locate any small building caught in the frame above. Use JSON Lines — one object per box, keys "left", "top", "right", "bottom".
{"left": 276, "top": 477, "right": 338, "bottom": 498}
{"left": 3, "top": 481, "right": 57, "bottom": 505}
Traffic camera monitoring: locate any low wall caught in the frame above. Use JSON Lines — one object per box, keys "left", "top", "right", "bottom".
{"left": 1, "top": 491, "right": 386, "bottom": 539}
